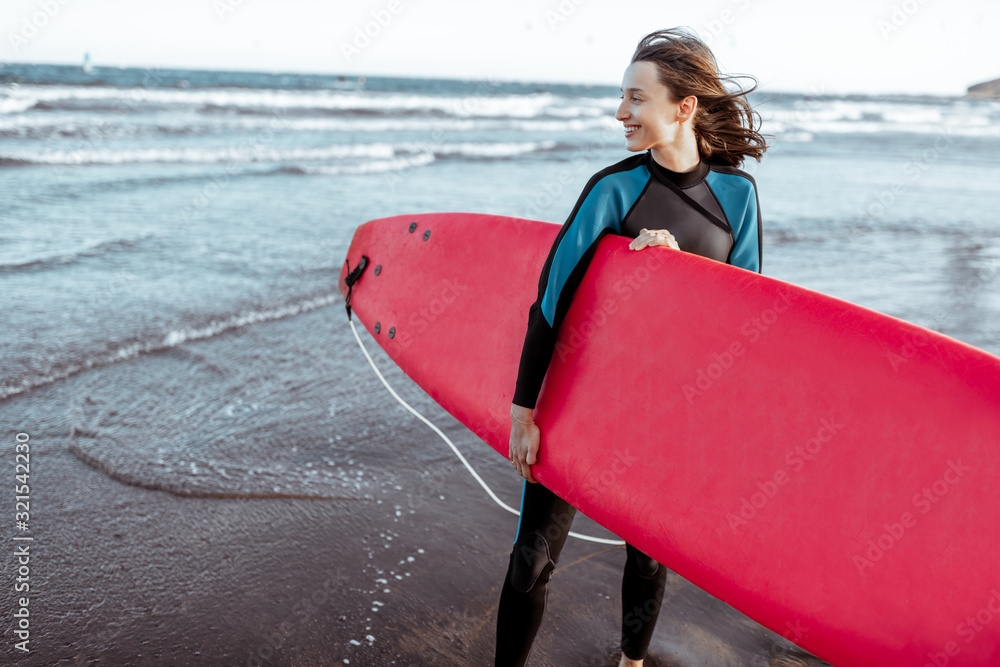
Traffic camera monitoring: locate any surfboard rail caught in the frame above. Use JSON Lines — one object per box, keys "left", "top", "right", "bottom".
{"left": 340, "top": 212, "right": 1000, "bottom": 667}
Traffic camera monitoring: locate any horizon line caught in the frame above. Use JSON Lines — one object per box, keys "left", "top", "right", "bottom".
{"left": 0, "top": 58, "right": 990, "bottom": 100}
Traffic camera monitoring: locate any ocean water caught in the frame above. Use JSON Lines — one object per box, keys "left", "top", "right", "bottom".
{"left": 3, "top": 61, "right": 1000, "bottom": 665}
{"left": 2, "top": 61, "right": 1000, "bottom": 497}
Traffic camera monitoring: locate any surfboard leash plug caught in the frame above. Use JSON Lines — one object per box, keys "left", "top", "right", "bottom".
{"left": 342, "top": 254, "right": 369, "bottom": 321}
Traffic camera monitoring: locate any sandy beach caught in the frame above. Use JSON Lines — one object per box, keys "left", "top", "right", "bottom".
{"left": 1, "top": 302, "right": 832, "bottom": 666}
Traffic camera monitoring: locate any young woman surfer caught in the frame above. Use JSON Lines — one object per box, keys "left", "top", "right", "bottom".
{"left": 497, "top": 27, "right": 768, "bottom": 667}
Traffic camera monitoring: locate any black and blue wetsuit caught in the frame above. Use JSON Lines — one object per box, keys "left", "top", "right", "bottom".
{"left": 495, "top": 148, "right": 763, "bottom": 666}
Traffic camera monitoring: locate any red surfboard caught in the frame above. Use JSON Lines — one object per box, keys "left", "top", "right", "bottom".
{"left": 338, "top": 212, "right": 1000, "bottom": 667}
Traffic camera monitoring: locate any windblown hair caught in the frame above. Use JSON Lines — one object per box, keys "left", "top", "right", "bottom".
{"left": 631, "top": 27, "right": 768, "bottom": 167}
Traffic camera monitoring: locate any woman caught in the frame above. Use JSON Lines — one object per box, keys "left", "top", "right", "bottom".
{"left": 496, "top": 27, "right": 767, "bottom": 667}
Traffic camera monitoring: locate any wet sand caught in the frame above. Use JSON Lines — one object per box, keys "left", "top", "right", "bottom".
{"left": 1, "top": 301, "right": 831, "bottom": 666}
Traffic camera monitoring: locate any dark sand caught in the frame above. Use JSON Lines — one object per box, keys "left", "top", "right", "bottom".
{"left": 1, "top": 301, "right": 831, "bottom": 666}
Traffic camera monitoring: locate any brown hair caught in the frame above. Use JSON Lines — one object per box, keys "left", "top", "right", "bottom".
{"left": 631, "top": 27, "right": 768, "bottom": 167}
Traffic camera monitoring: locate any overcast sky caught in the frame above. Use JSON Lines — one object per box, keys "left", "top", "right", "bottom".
{"left": 2, "top": 0, "right": 998, "bottom": 95}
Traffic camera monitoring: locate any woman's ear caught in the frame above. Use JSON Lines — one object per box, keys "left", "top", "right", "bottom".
{"left": 678, "top": 95, "right": 698, "bottom": 123}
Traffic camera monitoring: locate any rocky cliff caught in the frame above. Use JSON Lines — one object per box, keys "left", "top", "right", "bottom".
{"left": 967, "top": 77, "right": 1000, "bottom": 98}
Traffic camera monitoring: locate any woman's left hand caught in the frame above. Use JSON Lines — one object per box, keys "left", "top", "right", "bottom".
{"left": 629, "top": 228, "right": 679, "bottom": 251}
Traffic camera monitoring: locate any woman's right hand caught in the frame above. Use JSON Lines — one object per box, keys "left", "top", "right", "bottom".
{"left": 509, "top": 404, "right": 540, "bottom": 484}
{"left": 629, "top": 227, "right": 680, "bottom": 251}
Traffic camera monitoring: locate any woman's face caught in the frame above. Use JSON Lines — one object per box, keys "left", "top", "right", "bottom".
{"left": 616, "top": 60, "right": 693, "bottom": 153}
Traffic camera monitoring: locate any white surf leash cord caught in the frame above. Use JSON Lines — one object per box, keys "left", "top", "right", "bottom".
{"left": 348, "top": 317, "right": 625, "bottom": 546}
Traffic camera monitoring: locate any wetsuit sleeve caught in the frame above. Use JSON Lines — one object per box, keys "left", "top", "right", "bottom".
{"left": 728, "top": 177, "right": 763, "bottom": 274}
{"left": 512, "top": 174, "right": 624, "bottom": 409}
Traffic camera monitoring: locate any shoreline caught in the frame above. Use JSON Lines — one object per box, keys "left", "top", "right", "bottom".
{"left": 1, "top": 303, "right": 828, "bottom": 666}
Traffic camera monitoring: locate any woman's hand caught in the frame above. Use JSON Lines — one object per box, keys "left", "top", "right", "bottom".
{"left": 629, "top": 227, "right": 679, "bottom": 251}
{"left": 509, "top": 404, "right": 540, "bottom": 484}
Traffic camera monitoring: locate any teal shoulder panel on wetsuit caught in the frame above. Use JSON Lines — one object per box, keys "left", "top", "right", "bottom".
{"left": 706, "top": 169, "right": 762, "bottom": 273}
{"left": 540, "top": 165, "right": 650, "bottom": 326}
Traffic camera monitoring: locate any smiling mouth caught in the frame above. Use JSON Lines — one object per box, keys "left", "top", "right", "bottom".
{"left": 624, "top": 125, "right": 639, "bottom": 137}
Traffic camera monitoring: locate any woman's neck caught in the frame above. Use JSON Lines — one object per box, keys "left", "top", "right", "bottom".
{"left": 649, "top": 132, "right": 700, "bottom": 173}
